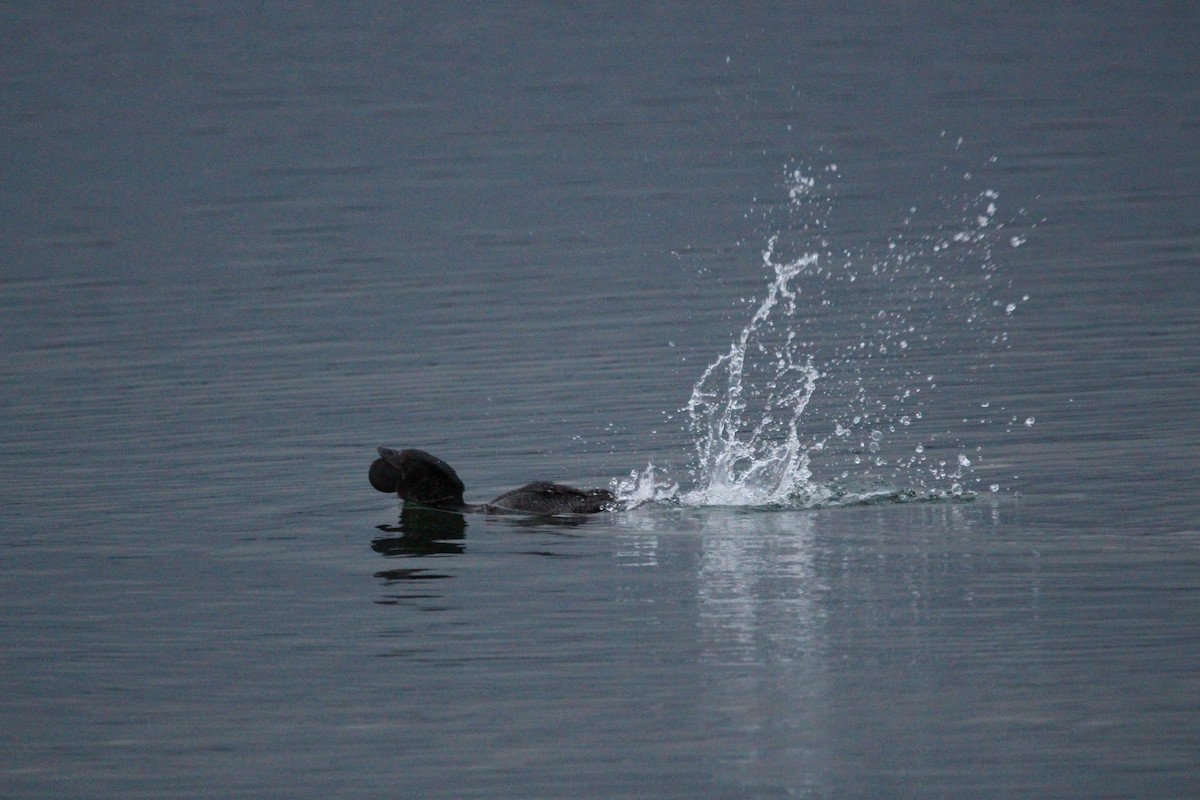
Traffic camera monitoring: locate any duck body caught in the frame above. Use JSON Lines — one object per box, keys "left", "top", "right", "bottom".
{"left": 369, "top": 447, "right": 616, "bottom": 515}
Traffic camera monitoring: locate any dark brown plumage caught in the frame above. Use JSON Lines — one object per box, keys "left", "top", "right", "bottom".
{"left": 370, "top": 447, "right": 615, "bottom": 515}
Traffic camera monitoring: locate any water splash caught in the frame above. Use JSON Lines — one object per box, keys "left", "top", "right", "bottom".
{"left": 680, "top": 240, "right": 824, "bottom": 507}
{"left": 618, "top": 157, "right": 1022, "bottom": 510}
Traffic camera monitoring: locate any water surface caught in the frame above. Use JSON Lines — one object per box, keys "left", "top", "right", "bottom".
{"left": 3, "top": 3, "right": 1199, "bottom": 797}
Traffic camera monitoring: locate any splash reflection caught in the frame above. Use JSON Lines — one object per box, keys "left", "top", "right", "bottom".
{"left": 611, "top": 499, "right": 1029, "bottom": 793}
{"left": 694, "top": 512, "right": 822, "bottom": 667}
{"left": 617, "top": 509, "right": 824, "bottom": 656}
{"left": 617, "top": 507, "right": 833, "bottom": 790}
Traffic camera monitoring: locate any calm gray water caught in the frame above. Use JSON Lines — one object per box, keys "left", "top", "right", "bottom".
{"left": 3, "top": 3, "right": 1199, "bottom": 798}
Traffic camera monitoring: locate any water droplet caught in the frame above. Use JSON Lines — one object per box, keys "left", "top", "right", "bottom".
{"left": 1024, "top": 417, "right": 1035, "bottom": 427}
{"left": 900, "top": 416, "right": 911, "bottom": 426}
{"left": 870, "top": 430, "right": 883, "bottom": 441}
{"left": 958, "top": 455, "right": 971, "bottom": 467}
{"left": 989, "top": 484, "right": 1000, "bottom": 493}
{"left": 914, "top": 445, "right": 924, "bottom": 454}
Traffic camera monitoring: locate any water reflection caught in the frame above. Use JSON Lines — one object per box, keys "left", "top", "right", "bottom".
{"left": 371, "top": 505, "right": 602, "bottom": 562}
{"left": 371, "top": 506, "right": 467, "bottom": 557}
{"left": 374, "top": 566, "right": 453, "bottom": 584}
{"left": 369, "top": 505, "right": 609, "bottom": 608}
{"left": 370, "top": 507, "right": 464, "bottom": 605}
{"left": 497, "top": 513, "right": 594, "bottom": 530}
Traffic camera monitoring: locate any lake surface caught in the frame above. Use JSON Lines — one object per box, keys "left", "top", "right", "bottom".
{"left": 3, "top": 3, "right": 1199, "bottom": 797}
